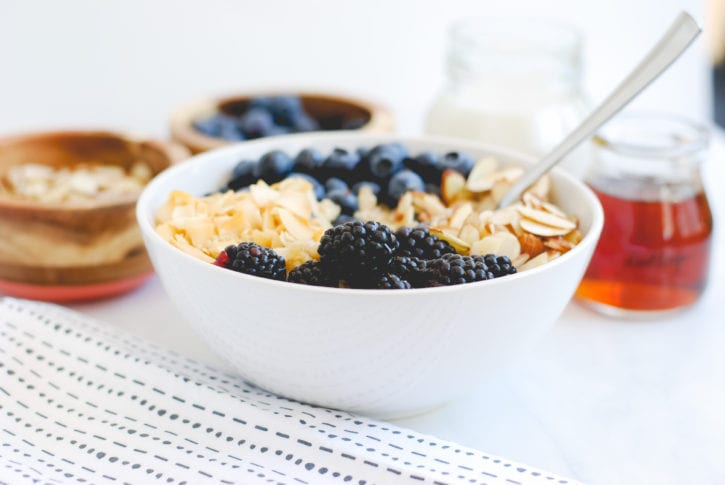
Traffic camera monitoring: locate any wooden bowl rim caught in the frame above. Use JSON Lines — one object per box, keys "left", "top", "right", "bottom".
{"left": 0, "top": 129, "right": 188, "bottom": 213}
{"left": 169, "top": 90, "right": 395, "bottom": 153}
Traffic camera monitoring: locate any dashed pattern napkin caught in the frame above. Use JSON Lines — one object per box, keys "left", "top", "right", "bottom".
{"left": 0, "top": 298, "right": 578, "bottom": 485}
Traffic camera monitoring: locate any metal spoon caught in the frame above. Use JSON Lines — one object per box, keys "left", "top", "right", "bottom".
{"left": 496, "top": 11, "right": 701, "bottom": 209}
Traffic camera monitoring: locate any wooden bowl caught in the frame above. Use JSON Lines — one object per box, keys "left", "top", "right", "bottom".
{"left": 170, "top": 91, "right": 394, "bottom": 154}
{"left": 0, "top": 130, "right": 189, "bottom": 301}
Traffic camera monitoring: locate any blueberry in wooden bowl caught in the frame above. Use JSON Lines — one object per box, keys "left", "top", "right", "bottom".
{"left": 169, "top": 91, "right": 394, "bottom": 154}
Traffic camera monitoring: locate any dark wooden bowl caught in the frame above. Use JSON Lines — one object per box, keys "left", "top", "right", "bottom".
{"left": 170, "top": 91, "right": 394, "bottom": 154}
{"left": 0, "top": 130, "right": 189, "bottom": 301}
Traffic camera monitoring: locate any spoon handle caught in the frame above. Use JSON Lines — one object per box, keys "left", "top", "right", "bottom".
{"left": 497, "top": 11, "right": 701, "bottom": 209}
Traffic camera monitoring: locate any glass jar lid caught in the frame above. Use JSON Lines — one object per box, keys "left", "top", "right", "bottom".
{"left": 594, "top": 113, "right": 709, "bottom": 159}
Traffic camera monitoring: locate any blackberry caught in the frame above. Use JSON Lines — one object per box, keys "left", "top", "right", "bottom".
{"left": 376, "top": 273, "right": 412, "bottom": 290}
{"left": 214, "top": 242, "right": 286, "bottom": 281}
{"left": 318, "top": 221, "right": 398, "bottom": 277}
{"left": 394, "top": 226, "right": 456, "bottom": 260}
{"left": 287, "top": 260, "right": 338, "bottom": 287}
{"left": 482, "top": 254, "right": 518, "bottom": 278}
{"left": 422, "top": 253, "right": 494, "bottom": 286}
{"left": 389, "top": 256, "right": 428, "bottom": 286}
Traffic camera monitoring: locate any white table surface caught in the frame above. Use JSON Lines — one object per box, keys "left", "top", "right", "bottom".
{"left": 42, "top": 130, "right": 725, "bottom": 485}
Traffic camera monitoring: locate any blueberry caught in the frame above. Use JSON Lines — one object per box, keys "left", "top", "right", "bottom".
{"left": 438, "top": 151, "right": 474, "bottom": 177}
{"left": 341, "top": 117, "right": 368, "bottom": 130}
{"left": 367, "top": 143, "right": 408, "bottom": 180}
{"left": 193, "top": 113, "right": 239, "bottom": 139}
{"left": 425, "top": 183, "right": 441, "bottom": 198}
{"left": 320, "top": 148, "right": 360, "bottom": 181}
{"left": 351, "top": 181, "right": 381, "bottom": 196}
{"left": 293, "top": 148, "right": 324, "bottom": 174}
{"left": 265, "top": 125, "right": 292, "bottom": 136}
{"left": 227, "top": 159, "right": 258, "bottom": 190}
{"left": 387, "top": 169, "right": 425, "bottom": 204}
{"left": 239, "top": 108, "right": 275, "bottom": 139}
{"left": 325, "top": 177, "right": 348, "bottom": 193}
{"left": 405, "top": 151, "right": 441, "bottom": 184}
{"left": 192, "top": 114, "right": 224, "bottom": 137}
{"left": 247, "top": 96, "right": 273, "bottom": 111}
{"left": 356, "top": 146, "right": 371, "bottom": 160}
{"left": 255, "top": 150, "right": 294, "bottom": 183}
{"left": 291, "top": 113, "right": 320, "bottom": 132}
{"left": 382, "top": 142, "right": 409, "bottom": 158}
{"left": 218, "top": 118, "right": 246, "bottom": 141}
{"left": 269, "top": 96, "right": 304, "bottom": 126}
{"left": 326, "top": 189, "right": 358, "bottom": 216}
{"left": 333, "top": 214, "right": 358, "bottom": 226}
{"left": 287, "top": 173, "right": 325, "bottom": 199}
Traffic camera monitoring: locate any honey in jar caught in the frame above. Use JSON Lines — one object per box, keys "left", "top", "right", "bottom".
{"left": 575, "top": 114, "right": 713, "bottom": 316}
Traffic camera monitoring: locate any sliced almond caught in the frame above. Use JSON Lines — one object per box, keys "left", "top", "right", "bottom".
{"left": 465, "top": 157, "right": 499, "bottom": 192}
{"left": 459, "top": 224, "right": 481, "bottom": 246}
{"left": 490, "top": 179, "right": 512, "bottom": 205}
{"left": 564, "top": 229, "right": 584, "bottom": 245}
{"left": 544, "top": 236, "right": 574, "bottom": 252}
{"left": 441, "top": 169, "right": 467, "bottom": 205}
{"left": 518, "top": 232, "right": 545, "bottom": 257}
{"left": 518, "top": 206, "right": 576, "bottom": 230}
{"left": 430, "top": 227, "right": 471, "bottom": 253}
{"left": 449, "top": 202, "right": 473, "bottom": 230}
{"left": 473, "top": 194, "right": 496, "bottom": 211}
{"left": 541, "top": 201, "right": 568, "bottom": 218}
{"left": 470, "top": 232, "right": 520, "bottom": 259}
{"left": 522, "top": 192, "right": 543, "bottom": 209}
{"left": 395, "top": 204, "right": 415, "bottom": 227}
{"left": 489, "top": 205, "right": 519, "bottom": 226}
{"left": 490, "top": 231, "right": 521, "bottom": 258}
{"left": 411, "top": 191, "right": 447, "bottom": 218}
{"left": 511, "top": 253, "right": 530, "bottom": 267}
{"left": 470, "top": 235, "right": 501, "bottom": 256}
{"left": 524, "top": 175, "right": 551, "bottom": 201}
{"left": 518, "top": 252, "right": 550, "bottom": 272}
{"left": 519, "top": 218, "right": 573, "bottom": 237}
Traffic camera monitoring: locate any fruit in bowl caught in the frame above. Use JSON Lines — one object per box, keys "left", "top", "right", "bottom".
{"left": 170, "top": 92, "right": 394, "bottom": 154}
{"left": 137, "top": 133, "right": 603, "bottom": 418}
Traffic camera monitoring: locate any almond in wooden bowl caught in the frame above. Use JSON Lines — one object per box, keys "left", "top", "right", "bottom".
{"left": 0, "top": 130, "right": 189, "bottom": 301}
{"left": 170, "top": 91, "right": 394, "bottom": 154}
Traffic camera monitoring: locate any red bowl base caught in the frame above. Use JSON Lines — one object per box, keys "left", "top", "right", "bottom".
{"left": 0, "top": 273, "right": 153, "bottom": 302}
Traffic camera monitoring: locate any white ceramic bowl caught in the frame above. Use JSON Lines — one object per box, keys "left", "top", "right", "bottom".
{"left": 137, "top": 133, "right": 603, "bottom": 419}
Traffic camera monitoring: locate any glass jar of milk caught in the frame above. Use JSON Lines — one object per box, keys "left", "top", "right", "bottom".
{"left": 425, "top": 19, "right": 590, "bottom": 176}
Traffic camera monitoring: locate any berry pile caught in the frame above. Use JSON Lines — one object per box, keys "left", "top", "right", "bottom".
{"left": 214, "top": 222, "right": 517, "bottom": 289}
{"left": 222, "top": 143, "right": 476, "bottom": 218}
{"left": 193, "top": 95, "right": 367, "bottom": 141}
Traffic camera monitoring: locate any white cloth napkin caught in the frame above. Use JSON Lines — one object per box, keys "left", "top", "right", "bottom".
{"left": 0, "top": 298, "right": 579, "bottom": 485}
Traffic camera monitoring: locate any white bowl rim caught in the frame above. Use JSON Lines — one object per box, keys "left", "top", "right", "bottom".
{"left": 137, "top": 132, "right": 604, "bottom": 297}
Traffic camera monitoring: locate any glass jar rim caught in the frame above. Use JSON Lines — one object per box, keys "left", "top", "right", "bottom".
{"left": 594, "top": 113, "right": 709, "bottom": 159}
{"left": 449, "top": 17, "right": 582, "bottom": 57}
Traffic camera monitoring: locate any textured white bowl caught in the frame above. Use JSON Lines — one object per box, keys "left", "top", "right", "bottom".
{"left": 137, "top": 133, "right": 603, "bottom": 419}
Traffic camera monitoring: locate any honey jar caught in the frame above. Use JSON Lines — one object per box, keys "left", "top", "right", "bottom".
{"left": 576, "top": 114, "right": 713, "bottom": 316}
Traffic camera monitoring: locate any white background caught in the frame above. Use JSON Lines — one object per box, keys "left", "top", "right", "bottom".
{"left": 0, "top": 0, "right": 714, "bottom": 138}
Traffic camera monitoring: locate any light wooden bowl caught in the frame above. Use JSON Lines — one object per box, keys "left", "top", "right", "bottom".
{"left": 170, "top": 91, "right": 394, "bottom": 154}
{"left": 0, "top": 130, "right": 189, "bottom": 301}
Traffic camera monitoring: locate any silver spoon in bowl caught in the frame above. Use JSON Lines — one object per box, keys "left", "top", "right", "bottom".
{"left": 496, "top": 11, "right": 701, "bottom": 209}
